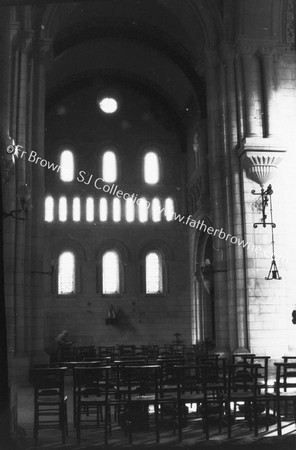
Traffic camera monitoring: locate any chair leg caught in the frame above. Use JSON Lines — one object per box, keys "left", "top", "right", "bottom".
{"left": 276, "top": 397, "right": 282, "bottom": 436}
{"left": 227, "top": 400, "right": 232, "bottom": 439}
{"left": 34, "top": 405, "right": 38, "bottom": 445}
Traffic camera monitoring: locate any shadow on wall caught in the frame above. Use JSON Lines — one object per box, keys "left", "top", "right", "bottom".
{"left": 114, "top": 308, "right": 138, "bottom": 335}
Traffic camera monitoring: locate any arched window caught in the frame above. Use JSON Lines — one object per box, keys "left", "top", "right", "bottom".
{"left": 125, "top": 197, "right": 135, "bottom": 222}
{"left": 144, "top": 151, "right": 159, "bottom": 184}
{"left": 138, "top": 197, "right": 148, "bottom": 222}
{"left": 152, "top": 198, "right": 161, "bottom": 222}
{"left": 58, "top": 251, "right": 75, "bottom": 295}
{"left": 59, "top": 196, "right": 67, "bottom": 222}
{"left": 99, "top": 197, "right": 108, "bottom": 221}
{"left": 72, "top": 197, "right": 81, "bottom": 222}
{"left": 86, "top": 197, "right": 94, "bottom": 222}
{"left": 113, "top": 198, "right": 121, "bottom": 222}
{"left": 102, "top": 150, "right": 117, "bottom": 182}
{"left": 164, "top": 198, "right": 174, "bottom": 221}
{"left": 45, "top": 195, "right": 54, "bottom": 222}
{"left": 145, "top": 251, "right": 163, "bottom": 294}
{"left": 60, "top": 150, "right": 74, "bottom": 182}
{"left": 102, "top": 250, "right": 120, "bottom": 294}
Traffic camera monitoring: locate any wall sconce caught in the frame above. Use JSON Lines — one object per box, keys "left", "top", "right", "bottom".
{"left": 2, "top": 184, "right": 32, "bottom": 220}
{"left": 252, "top": 184, "right": 281, "bottom": 280}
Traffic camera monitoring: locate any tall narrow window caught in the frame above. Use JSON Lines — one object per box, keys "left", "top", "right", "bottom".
{"left": 152, "top": 198, "right": 161, "bottom": 222}
{"left": 58, "top": 251, "right": 75, "bottom": 295}
{"left": 145, "top": 251, "right": 163, "bottom": 294}
{"left": 45, "top": 195, "right": 54, "bottom": 222}
{"left": 138, "top": 197, "right": 148, "bottom": 222}
{"left": 113, "top": 198, "right": 121, "bottom": 222}
{"left": 125, "top": 197, "right": 135, "bottom": 222}
{"left": 73, "top": 197, "right": 81, "bottom": 222}
{"left": 60, "top": 150, "right": 74, "bottom": 182}
{"left": 102, "top": 250, "right": 120, "bottom": 294}
{"left": 99, "top": 197, "right": 108, "bottom": 221}
{"left": 144, "top": 151, "right": 159, "bottom": 184}
{"left": 86, "top": 197, "right": 94, "bottom": 222}
{"left": 59, "top": 196, "right": 67, "bottom": 222}
{"left": 164, "top": 198, "right": 174, "bottom": 221}
{"left": 102, "top": 151, "right": 117, "bottom": 182}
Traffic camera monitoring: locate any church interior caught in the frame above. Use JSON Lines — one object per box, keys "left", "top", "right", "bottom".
{"left": 1, "top": 0, "right": 296, "bottom": 448}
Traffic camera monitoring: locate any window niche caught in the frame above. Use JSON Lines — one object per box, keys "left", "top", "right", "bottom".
{"left": 96, "top": 241, "right": 129, "bottom": 297}
{"left": 51, "top": 240, "right": 85, "bottom": 297}
{"left": 139, "top": 241, "right": 172, "bottom": 296}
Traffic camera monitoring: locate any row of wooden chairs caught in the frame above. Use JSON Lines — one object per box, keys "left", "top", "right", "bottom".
{"left": 31, "top": 355, "right": 296, "bottom": 445}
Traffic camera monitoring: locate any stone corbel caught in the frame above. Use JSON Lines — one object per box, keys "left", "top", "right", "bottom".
{"left": 238, "top": 137, "right": 286, "bottom": 187}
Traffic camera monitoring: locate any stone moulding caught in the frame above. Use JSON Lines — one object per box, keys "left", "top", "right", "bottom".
{"left": 238, "top": 137, "right": 287, "bottom": 187}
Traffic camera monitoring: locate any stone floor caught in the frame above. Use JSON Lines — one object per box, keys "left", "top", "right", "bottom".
{"left": 7, "top": 379, "right": 296, "bottom": 450}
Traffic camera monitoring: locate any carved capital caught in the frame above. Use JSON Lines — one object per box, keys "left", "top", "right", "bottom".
{"left": 238, "top": 137, "right": 286, "bottom": 187}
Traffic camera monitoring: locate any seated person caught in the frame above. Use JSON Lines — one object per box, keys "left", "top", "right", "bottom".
{"left": 55, "top": 330, "right": 75, "bottom": 348}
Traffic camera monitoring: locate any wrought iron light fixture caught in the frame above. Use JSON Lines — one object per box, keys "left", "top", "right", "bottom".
{"left": 252, "top": 184, "right": 281, "bottom": 280}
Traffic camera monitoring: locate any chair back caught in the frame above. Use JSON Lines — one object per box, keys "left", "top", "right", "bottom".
{"left": 226, "top": 363, "right": 260, "bottom": 395}
{"left": 31, "top": 367, "right": 67, "bottom": 399}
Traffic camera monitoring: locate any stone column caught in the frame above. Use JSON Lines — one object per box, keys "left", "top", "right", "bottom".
{"left": 0, "top": 5, "right": 16, "bottom": 442}
{"left": 222, "top": 46, "right": 249, "bottom": 353}
{"left": 205, "top": 50, "right": 230, "bottom": 356}
{"left": 30, "top": 38, "right": 52, "bottom": 362}
{"left": 14, "top": 35, "right": 32, "bottom": 360}
{"left": 261, "top": 50, "right": 278, "bottom": 138}
{"left": 241, "top": 52, "right": 263, "bottom": 138}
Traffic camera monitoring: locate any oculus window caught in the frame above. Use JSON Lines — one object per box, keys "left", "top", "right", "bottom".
{"left": 98, "top": 97, "right": 118, "bottom": 114}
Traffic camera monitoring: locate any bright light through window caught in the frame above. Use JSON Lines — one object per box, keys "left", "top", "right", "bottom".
{"left": 86, "top": 197, "right": 94, "bottom": 222}
{"left": 113, "top": 198, "right": 121, "bottom": 222}
{"left": 100, "top": 198, "right": 108, "bottom": 221}
{"left": 45, "top": 196, "right": 54, "bottom": 222}
{"left": 138, "top": 197, "right": 148, "bottom": 222}
{"left": 165, "top": 198, "right": 174, "bottom": 221}
{"left": 102, "top": 151, "right": 117, "bottom": 182}
{"left": 59, "top": 196, "right": 67, "bottom": 222}
{"left": 152, "top": 198, "right": 161, "bottom": 222}
{"left": 125, "top": 197, "right": 135, "bottom": 222}
{"left": 102, "top": 251, "right": 120, "bottom": 294}
{"left": 99, "top": 97, "right": 118, "bottom": 114}
{"left": 146, "top": 251, "right": 163, "bottom": 294}
{"left": 144, "top": 152, "right": 159, "bottom": 184}
{"left": 60, "top": 150, "right": 74, "bottom": 182}
{"left": 58, "top": 251, "right": 75, "bottom": 295}
{"left": 73, "top": 197, "right": 80, "bottom": 222}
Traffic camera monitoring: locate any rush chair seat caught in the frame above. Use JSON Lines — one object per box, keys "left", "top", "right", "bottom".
{"left": 31, "top": 366, "right": 68, "bottom": 445}
{"left": 74, "top": 365, "right": 112, "bottom": 445}
{"left": 273, "top": 362, "right": 296, "bottom": 435}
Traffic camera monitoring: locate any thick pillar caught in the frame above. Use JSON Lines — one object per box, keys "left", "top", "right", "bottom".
{"left": 222, "top": 46, "right": 249, "bottom": 353}
{"left": 30, "top": 38, "right": 51, "bottom": 362}
{"left": 205, "top": 50, "right": 230, "bottom": 356}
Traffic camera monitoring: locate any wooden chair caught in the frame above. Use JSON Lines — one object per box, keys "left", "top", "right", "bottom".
{"left": 31, "top": 366, "right": 68, "bottom": 445}
{"left": 74, "top": 365, "right": 111, "bottom": 444}
{"left": 273, "top": 362, "right": 296, "bottom": 435}
{"left": 175, "top": 364, "right": 224, "bottom": 441}
{"left": 224, "top": 363, "right": 261, "bottom": 438}
{"left": 124, "top": 365, "right": 161, "bottom": 444}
